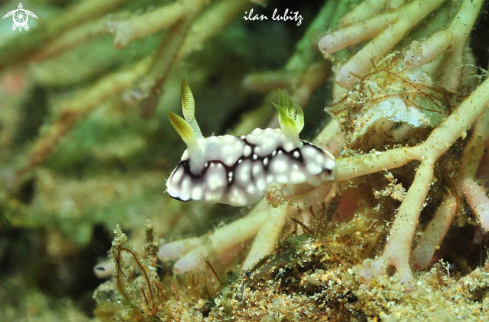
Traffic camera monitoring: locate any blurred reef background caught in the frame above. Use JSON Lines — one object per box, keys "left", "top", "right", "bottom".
{"left": 1, "top": 0, "right": 489, "bottom": 321}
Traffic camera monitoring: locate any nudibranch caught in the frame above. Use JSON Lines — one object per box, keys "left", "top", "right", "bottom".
{"left": 166, "top": 79, "right": 336, "bottom": 206}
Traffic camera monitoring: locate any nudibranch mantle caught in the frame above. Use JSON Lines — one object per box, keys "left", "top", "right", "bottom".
{"left": 166, "top": 79, "right": 335, "bottom": 207}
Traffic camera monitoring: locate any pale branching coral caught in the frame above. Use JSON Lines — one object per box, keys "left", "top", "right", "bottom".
{"left": 458, "top": 109, "right": 489, "bottom": 230}
{"left": 319, "top": 0, "right": 488, "bottom": 289}
{"left": 14, "top": 58, "right": 151, "bottom": 183}
{"left": 106, "top": 0, "right": 207, "bottom": 48}
{"left": 339, "top": 75, "right": 489, "bottom": 287}
{"left": 404, "top": 0, "right": 484, "bottom": 91}
{"left": 411, "top": 194, "right": 458, "bottom": 270}
{"left": 318, "top": 0, "right": 483, "bottom": 90}
{"left": 159, "top": 200, "right": 272, "bottom": 273}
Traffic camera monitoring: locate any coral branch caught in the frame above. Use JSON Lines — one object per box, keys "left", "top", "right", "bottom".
{"left": 158, "top": 237, "right": 203, "bottom": 262}
{"left": 340, "top": 0, "right": 404, "bottom": 26}
{"left": 285, "top": 0, "right": 345, "bottom": 72}
{"left": 243, "top": 71, "right": 302, "bottom": 92}
{"left": 456, "top": 108, "right": 489, "bottom": 230}
{"left": 405, "top": 0, "right": 484, "bottom": 91}
{"left": 15, "top": 58, "right": 151, "bottom": 184}
{"left": 319, "top": 12, "right": 398, "bottom": 53}
{"left": 404, "top": 31, "right": 452, "bottom": 69}
{"left": 178, "top": 0, "right": 250, "bottom": 59}
{"left": 127, "top": 14, "right": 196, "bottom": 118}
{"left": 314, "top": 118, "right": 344, "bottom": 152}
{"left": 336, "top": 76, "right": 489, "bottom": 183}
{"left": 124, "top": 0, "right": 248, "bottom": 117}
{"left": 319, "top": 0, "right": 445, "bottom": 87}
{"left": 169, "top": 200, "right": 270, "bottom": 274}
{"left": 242, "top": 205, "right": 290, "bottom": 269}
{"left": 440, "top": 0, "right": 484, "bottom": 92}
{"left": 463, "top": 181, "right": 489, "bottom": 231}
{"left": 347, "top": 76, "right": 489, "bottom": 286}
{"left": 106, "top": 0, "right": 207, "bottom": 48}
{"left": 411, "top": 194, "right": 458, "bottom": 270}
{"left": 330, "top": 80, "right": 489, "bottom": 282}
{"left": 361, "top": 160, "right": 434, "bottom": 288}
{"left": 32, "top": 12, "right": 130, "bottom": 61}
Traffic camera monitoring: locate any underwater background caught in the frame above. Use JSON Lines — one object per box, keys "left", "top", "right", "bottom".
{"left": 1, "top": 0, "right": 489, "bottom": 320}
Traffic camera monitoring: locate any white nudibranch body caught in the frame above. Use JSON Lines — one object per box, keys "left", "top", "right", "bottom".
{"left": 166, "top": 79, "right": 335, "bottom": 207}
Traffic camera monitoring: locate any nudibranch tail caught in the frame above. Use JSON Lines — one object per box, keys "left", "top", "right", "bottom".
{"left": 272, "top": 90, "right": 304, "bottom": 143}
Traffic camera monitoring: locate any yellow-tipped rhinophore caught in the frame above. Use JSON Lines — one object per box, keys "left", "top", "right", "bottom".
{"left": 181, "top": 78, "right": 203, "bottom": 138}
{"left": 168, "top": 78, "right": 205, "bottom": 149}
{"left": 272, "top": 90, "right": 304, "bottom": 140}
{"left": 168, "top": 79, "right": 205, "bottom": 171}
{"left": 168, "top": 110, "right": 198, "bottom": 148}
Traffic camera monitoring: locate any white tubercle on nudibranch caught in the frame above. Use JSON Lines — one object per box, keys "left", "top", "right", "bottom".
{"left": 166, "top": 79, "right": 336, "bottom": 207}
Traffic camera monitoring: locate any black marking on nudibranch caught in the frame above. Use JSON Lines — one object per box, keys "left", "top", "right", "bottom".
{"left": 167, "top": 137, "right": 335, "bottom": 206}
